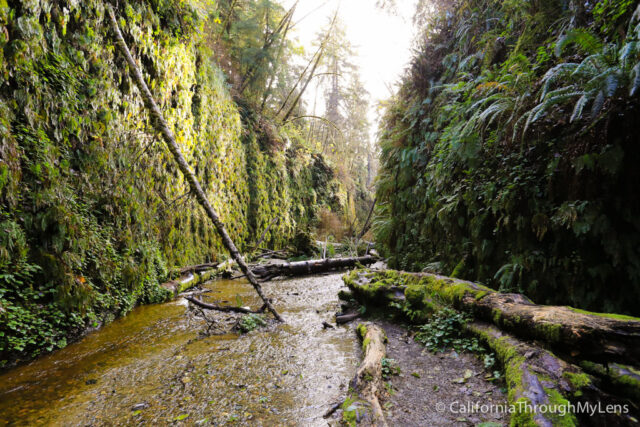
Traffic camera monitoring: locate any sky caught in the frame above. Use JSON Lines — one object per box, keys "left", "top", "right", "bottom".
{"left": 281, "top": 0, "right": 418, "bottom": 137}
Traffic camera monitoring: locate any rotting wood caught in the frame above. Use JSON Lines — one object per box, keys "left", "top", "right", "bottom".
{"left": 107, "top": 4, "right": 283, "bottom": 321}
{"left": 343, "top": 269, "right": 640, "bottom": 423}
{"left": 345, "top": 269, "right": 640, "bottom": 365}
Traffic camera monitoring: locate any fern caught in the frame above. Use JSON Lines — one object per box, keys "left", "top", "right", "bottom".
{"left": 555, "top": 28, "right": 603, "bottom": 57}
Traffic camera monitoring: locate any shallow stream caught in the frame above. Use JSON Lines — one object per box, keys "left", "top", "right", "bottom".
{"left": 0, "top": 274, "right": 360, "bottom": 426}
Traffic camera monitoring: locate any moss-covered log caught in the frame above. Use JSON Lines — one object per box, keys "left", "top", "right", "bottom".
{"left": 251, "top": 255, "right": 376, "bottom": 281}
{"left": 580, "top": 361, "right": 640, "bottom": 403}
{"left": 344, "top": 269, "right": 640, "bottom": 366}
{"left": 466, "top": 322, "right": 633, "bottom": 426}
{"left": 340, "top": 322, "right": 388, "bottom": 427}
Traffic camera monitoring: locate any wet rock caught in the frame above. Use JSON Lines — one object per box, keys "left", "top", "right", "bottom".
{"left": 131, "top": 403, "right": 149, "bottom": 411}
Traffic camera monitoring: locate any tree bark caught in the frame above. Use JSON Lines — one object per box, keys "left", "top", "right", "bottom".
{"left": 346, "top": 322, "right": 388, "bottom": 426}
{"left": 251, "top": 255, "right": 377, "bottom": 281}
{"left": 107, "top": 5, "right": 283, "bottom": 322}
{"left": 410, "top": 272, "right": 640, "bottom": 366}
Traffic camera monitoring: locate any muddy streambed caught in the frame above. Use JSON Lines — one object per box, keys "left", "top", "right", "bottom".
{"left": 0, "top": 274, "right": 360, "bottom": 426}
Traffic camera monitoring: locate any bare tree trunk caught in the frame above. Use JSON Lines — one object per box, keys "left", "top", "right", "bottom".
{"left": 107, "top": 5, "right": 283, "bottom": 322}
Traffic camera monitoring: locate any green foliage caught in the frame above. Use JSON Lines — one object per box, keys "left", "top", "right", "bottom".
{"left": 381, "top": 357, "right": 401, "bottom": 380}
{"left": 414, "top": 307, "right": 499, "bottom": 375}
{"left": 375, "top": 0, "right": 640, "bottom": 315}
{"left": 0, "top": 0, "right": 346, "bottom": 366}
{"left": 237, "top": 313, "right": 266, "bottom": 333}
{"left": 415, "top": 308, "right": 475, "bottom": 352}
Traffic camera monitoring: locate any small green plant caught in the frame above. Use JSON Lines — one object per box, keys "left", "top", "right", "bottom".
{"left": 237, "top": 313, "right": 266, "bottom": 333}
{"left": 381, "top": 357, "right": 401, "bottom": 379}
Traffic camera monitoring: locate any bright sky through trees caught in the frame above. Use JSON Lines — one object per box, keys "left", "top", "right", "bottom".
{"left": 282, "top": 0, "right": 418, "bottom": 133}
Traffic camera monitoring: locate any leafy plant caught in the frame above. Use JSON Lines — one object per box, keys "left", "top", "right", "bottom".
{"left": 237, "top": 313, "right": 267, "bottom": 333}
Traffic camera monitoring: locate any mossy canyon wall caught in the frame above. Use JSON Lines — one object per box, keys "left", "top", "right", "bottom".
{"left": 375, "top": 0, "right": 640, "bottom": 316}
{"left": 0, "top": 0, "right": 343, "bottom": 366}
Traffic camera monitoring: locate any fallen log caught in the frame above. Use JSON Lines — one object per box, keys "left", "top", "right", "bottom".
{"left": 184, "top": 296, "right": 264, "bottom": 314}
{"left": 178, "top": 263, "right": 219, "bottom": 274}
{"left": 344, "top": 269, "right": 640, "bottom": 366}
{"left": 580, "top": 360, "right": 640, "bottom": 402}
{"left": 466, "top": 322, "right": 633, "bottom": 426}
{"left": 339, "top": 323, "right": 388, "bottom": 426}
{"left": 336, "top": 312, "right": 360, "bottom": 324}
{"left": 343, "top": 270, "right": 639, "bottom": 425}
{"left": 252, "top": 255, "right": 376, "bottom": 281}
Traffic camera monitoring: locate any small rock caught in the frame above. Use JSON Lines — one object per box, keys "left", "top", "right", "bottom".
{"left": 131, "top": 403, "right": 149, "bottom": 411}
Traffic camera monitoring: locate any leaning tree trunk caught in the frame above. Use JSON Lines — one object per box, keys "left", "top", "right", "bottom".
{"left": 251, "top": 255, "right": 377, "bottom": 281}
{"left": 106, "top": 5, "right": 283, "bottom": 321}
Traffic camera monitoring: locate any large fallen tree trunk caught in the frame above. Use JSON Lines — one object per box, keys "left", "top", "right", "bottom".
{"left": 344, "top": 269, "right": 640, "bottom": 366}
{"left": 465, "top": 322, "right": 632, "bottom": 426}
{"left": 107, "top": 5, "right": 282, "bottom": 321}
{"left": 252, "top": 255, "right": 376, "bottom": 281}
{"left": 336, "top": 323, "right": 388, "bottom": 426}
{"left": 342, "top": 269, "right": 640, "bottom": 425}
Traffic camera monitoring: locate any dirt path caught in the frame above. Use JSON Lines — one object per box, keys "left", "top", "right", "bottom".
{"left": 379, "top": 321, "right": 509, "bottom": 426}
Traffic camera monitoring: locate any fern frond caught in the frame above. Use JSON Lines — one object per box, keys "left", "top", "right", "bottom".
{"left": 555, "top": 28, "right": 603, "bottom": 57}
{"left": 570, "top": 95, "right": 588, "bottom": 122}
{"left": 631, "top": 62, "right": 640, "bottom": 97}
{"left": 590, "top": 90, "right": 605, "bottom": 118}
{"left": 540, "top": 63, "right": 578, "bottom": 100}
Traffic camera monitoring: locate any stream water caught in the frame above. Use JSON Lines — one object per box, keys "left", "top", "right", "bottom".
{"left": 0, "top": 274, "right": 360, "bottom": 426}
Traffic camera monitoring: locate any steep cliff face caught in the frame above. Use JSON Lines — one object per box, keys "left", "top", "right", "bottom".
{"left": 0, "top": 0, "right": 342, "bottom": 366}
{"left": 375, "top": 1, "right": 640, "bottom": 315}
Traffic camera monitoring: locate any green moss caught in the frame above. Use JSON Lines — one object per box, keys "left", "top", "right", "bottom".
{"left": 340, "top": 396, "right": 359, "bottom": 427}
{"left": 510, "top": 397, "right": 537, "bottom": 427}
{"left": 542, "top": 388, "right": 578, "bottom": 426}
{"left": 563, "top": 372, "right": 591, "bottom": 391}
{"left": 362, "top": 337, "right": 371, "bottom": 351}
{"left": 565, "top": 307, "right": 640, "bottom": 322}
{"left": 535, "top": 322, "right": 563, "bottom": 343}
{"left": 356, "top": 323, "right": 368, "bottom": 339}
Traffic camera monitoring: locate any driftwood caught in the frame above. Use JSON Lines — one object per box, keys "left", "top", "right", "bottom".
{"left": 107, "top": 5, "right": 283, "bottom": 322}
{"left": 252, "top": 255, "right": 376, "bottom": 281}
{"left": 184, "top": 296, "right": 265, "bottom": 314}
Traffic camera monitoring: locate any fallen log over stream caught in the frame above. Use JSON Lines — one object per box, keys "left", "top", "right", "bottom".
{"left": 342, "top": 269, "right": 640, "bottom": 425}
{"left": 252, "top": 255, "right": 377, "bottom": 281}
